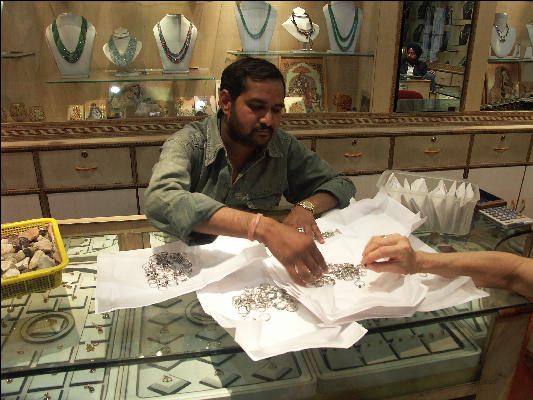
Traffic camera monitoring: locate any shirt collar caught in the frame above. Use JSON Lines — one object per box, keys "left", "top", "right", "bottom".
{"left": 204, "top": 109, "right": 283, "bottom": 167}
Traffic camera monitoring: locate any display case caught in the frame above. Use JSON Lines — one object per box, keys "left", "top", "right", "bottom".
{"left": 0, "top": 1, "right": 380, "bottom": 122}
{"left": 1, "top": 212, "right": 532, "bottom": 399}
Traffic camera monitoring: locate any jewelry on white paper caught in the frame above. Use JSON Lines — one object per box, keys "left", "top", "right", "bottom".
{"left": 319, "top": 229, "right": 342, "bottom": 240}
{"left": 232, "top": 283, "right": 298, "bottom": 319}
{"left": 310, "top": 263, "right": 367, "bottom": 288}
{"left": 143, "top": 251, "right": 193, "bottom": 289}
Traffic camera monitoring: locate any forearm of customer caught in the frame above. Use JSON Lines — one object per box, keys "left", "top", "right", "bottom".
{"left": 417, "top": 251, "right": 533, "bottom": 297}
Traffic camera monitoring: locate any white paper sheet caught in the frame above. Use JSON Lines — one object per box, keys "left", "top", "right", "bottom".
{"left": 197, "top": 259, "right": 367, "bottom": 361}
{"left": 95, "top": 236, "right": 268, "bottom": 313}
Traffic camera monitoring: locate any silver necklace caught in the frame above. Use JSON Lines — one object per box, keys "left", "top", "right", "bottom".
{"left": 494, "top": 24, "right": 509, "bottom": 42}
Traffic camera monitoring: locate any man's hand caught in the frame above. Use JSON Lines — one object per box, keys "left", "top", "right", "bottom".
{"left": 256, "top": 218, "right": 328, "bottom": 286}
{"left": 360, "top": 233, "right": 417, "bottom": 275}
{"left": 283, "top": 203, "right": 325, "bottom": 243}
{"left": 428, "top": 69, "right": 436, "bottom": 75}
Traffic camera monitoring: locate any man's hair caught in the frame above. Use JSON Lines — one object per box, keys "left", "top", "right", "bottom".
{"left": 407, "top": 42, "right": 423, "bottom": 58}
{"left": 220, "top": 57, "right": 286, "bottom": 101}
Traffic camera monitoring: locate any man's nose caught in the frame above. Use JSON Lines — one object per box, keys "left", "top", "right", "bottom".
{"left": 260, "top": 110, "right": 273, "bottom": 126}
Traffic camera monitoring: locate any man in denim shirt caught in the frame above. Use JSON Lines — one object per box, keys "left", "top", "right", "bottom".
{"left": 145, "top": 57, "right": 355, "bottom": 286}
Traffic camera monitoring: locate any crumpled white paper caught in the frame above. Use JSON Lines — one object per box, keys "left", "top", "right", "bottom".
{"left": 95, "top": 236, "right": 268, "bottom": 313}
{"left": 197, "top": 259, "right": 367, "bottom": 361}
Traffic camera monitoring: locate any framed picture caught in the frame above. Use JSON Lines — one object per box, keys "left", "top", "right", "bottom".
{"left": 84, "top": 99, "right": 107, "bottom": 120}
{"left": 485, "top": 62, "right": 520, "bottom": 105}
{"left": 278, "top": 56, "right": 327, "bottom": 113}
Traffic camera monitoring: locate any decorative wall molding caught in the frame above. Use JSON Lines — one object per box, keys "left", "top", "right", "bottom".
{"left": 1, "top": 112, "right": 532, "bottom": 141}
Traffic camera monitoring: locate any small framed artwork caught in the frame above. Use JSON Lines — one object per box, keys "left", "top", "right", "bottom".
{"left": 194, "top": 95, "right": 217, "bottom": 115}
{"left": 485, "top": 62, "right": 520, "bottom": 105}
{"left": 278, "top": 56, "right": 327, "bottom": 113}
{"left": 67, "top": 104, "right": 84, "bottom": 121}
{"left": 84, "top": 99, "right": 107, "bottom": 120}
{"left": 175, "top": 97, "right": 195, "bottom": 116}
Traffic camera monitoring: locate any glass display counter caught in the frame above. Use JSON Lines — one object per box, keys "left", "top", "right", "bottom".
{"left": 1, "top": 211, "right": 532, "bottom": 399}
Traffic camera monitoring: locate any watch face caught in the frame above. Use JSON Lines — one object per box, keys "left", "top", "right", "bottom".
{"left": 298, "top": 200, "right": 314, "bottom": 213}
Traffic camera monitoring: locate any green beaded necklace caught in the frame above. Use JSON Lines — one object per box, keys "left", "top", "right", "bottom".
{"left": 52, "top": 16, "right": 88, "bottom": 63}
{"left": 328, "top": 4, "right": 358, "bottom": 52}
{"left": 237, "top": 3, "right": 271, "bottom": 40}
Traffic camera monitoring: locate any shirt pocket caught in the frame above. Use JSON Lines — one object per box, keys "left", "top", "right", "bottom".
{"left": 246, "top": 189, "right": 283, "bottom": 210}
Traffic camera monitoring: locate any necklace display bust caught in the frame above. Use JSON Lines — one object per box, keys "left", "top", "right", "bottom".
{"left": 490, "top": 12, "right": 516, "bottom": 58}
{"left": 235, "top": 1, "right": 277, "bottom": 52}
{"left": 322, "top": 1, "right": 363, "bottom": 53}
{"left": 103, "top": 27, "right": 142, "bottom": 73}
{"left": 45, "top": 13, "right": 96, "bottom": 78}
{"left": 282, "top": 7, "right": 319, "bottom": 51}
{"left": 153, "top": 14, "right": 197, "bottom": 74}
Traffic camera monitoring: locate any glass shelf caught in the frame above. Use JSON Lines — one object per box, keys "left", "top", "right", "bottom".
{"left": 228, "top": 50, "right": 374, "bottom": 57}
{"left": 45, "top": 68, "right": 215, "bottom": 84}
{"left": 488, "top": 58, "right": 533, "bottom": 63}
{"left": 1, "top": 51, "right": 36, "bottom": 59}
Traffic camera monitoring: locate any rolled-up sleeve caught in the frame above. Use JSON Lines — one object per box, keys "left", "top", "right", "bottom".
{"left": 284, "top": 135, "right": 356, "bottom": 209}
{"left": 144, "top": 131, "right": 225, "bottom": 240}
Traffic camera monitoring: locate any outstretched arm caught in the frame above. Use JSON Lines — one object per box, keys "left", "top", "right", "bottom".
{"left": 361, "top": 233, "right": 533, "bottom": 297}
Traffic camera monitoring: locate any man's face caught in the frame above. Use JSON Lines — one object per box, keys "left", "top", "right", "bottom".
{"left": 225, "top": 78, "right": 285, "bottom": 148}
{"left": 407, "top": 48, "right": 418, "bottom": 64}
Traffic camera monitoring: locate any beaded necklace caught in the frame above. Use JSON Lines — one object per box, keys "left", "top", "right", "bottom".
{"left": 237, "top": 3, "right": 271, "bottom": 40}
{"left": 157, "top": 20, "right": 193, "bottom": 64}
{"left": 327, "top": 5, "right": 359, "bottom": 52}
{"left": 107, "top": 35, "right": 137, "bottom": 66}
{"left": 494, "top": 24, "right": 509, "bottom": 42}
{"left": 291, "top": 11, "right": 314, "bottom": 42}
{"left": 52, "top": 16, "right": 88, "bottom": 63}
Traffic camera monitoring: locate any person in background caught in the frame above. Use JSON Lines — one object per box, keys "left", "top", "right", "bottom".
{"left": 361, "top": 233, "right": 533, "bottom": 297}
{"left": 399, "top": 42, "right": 436, "bottom": 91}
{"left": 144, "top": 57, "right": 355, "bottom": 286}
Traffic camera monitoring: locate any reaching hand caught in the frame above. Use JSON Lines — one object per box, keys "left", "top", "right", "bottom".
{"left": 360, "top": 233, "right": 417, "bottom": 275}
{"left": 283, "top": 205, "right": 325, "bottom": 244}
{"left": 258, "top": 219, "right": 328, "bottom": 286}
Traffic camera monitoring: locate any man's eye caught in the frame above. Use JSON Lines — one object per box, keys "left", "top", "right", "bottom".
{"left": 249, "top": 104, "right": 263, "bottom": 111}
{"left": 272, "top": 107, "right": 282, "bottom": 114}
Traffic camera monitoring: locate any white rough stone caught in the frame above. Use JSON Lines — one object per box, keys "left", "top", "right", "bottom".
{"left": 34, "top": 238, "right": 53, "bottom": 252}
{"left": 3, "top": 268, "right": 20, "bottom": 278}
{"left": 1, "top": 258, "right": 15, "bottom": 272}
{"left": 1, "top": 243, "right": 15, "bottom": 256}
{"left": 29, "top": 249, "right": 44, "bottom": 270}
{"left": 14, "top": 250, "right": 26, "bottom": 262}
{"left": 38, "top": 254, "right": 56, "bottom": 269}
{"left": 15, "top": 257, "right": 30, "bottom": 269}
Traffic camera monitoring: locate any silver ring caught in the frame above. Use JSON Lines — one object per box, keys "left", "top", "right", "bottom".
{"left": 381, "top": 235, "right": 388, "bottom": 239}
{"left": 297, "top": 227, "right": 305, "bottom": 233}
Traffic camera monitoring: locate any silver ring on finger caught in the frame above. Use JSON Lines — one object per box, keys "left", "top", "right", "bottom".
{"left": 297, "top": 227, "right": 305, "bottom": 233}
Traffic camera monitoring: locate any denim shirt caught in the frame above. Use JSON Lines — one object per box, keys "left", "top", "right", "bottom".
{"left": 144, "top": 111, "right": 356, "bottom": 243}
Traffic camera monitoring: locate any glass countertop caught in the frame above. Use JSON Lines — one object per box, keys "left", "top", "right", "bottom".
{"left": 1, "top": 212, "right": 531, "bottom": 379}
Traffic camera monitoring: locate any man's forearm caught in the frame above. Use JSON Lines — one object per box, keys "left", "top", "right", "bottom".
{"left": 302, "top": 192, "right": 339, "bottom": 215}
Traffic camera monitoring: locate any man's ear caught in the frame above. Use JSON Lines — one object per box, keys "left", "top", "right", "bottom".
{"left": 219, "top": 89, "right": 232, "bottom": 115}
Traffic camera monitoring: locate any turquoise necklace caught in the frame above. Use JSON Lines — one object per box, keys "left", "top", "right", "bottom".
{"left": 107, "top": 34, "right": 137, "bottom": 66}
{"left": 52, "top": 16, "right": 88, "bottom": 63}
{"left": 237, "top": 3, "right": 271, "bottom": 39}
{"left": 328, "top": 4, "right": 358, "bottom": 52}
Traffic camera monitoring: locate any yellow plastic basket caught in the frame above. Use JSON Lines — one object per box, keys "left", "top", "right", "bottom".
{"left": 1, "top": 218, "right": 69, "bottom": 300}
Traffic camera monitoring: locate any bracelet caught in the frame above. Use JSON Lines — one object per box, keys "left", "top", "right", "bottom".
{"left": 247, "top": 213, "right": 263, "bottom": 241}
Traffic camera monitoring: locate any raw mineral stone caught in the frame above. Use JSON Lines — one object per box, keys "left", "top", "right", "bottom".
{"left": 1, "top": 243, "right": 15, "bottom": 256}
{"left": 29, "top": 249, "right": 45, "bottom": 270}
{"left": 19, "top": 227, "right": 40, "bottom": 241}
{"left": 34, "top": 238, "right": 53, "bottom": 252}
{"left": 15, "top": 257, "right": 30, "bottom": 270}
{"left": 38, "top": 254, "right": 56, "bottom": 269}
{"left": 1, "top": 258, "right": 15, "bottom": 272}
{"left": 3, "top": 268, "right": 20, "bottom": 278}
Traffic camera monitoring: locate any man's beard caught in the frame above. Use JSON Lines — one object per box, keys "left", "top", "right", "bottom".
{"left": 226, "top": 111, "right": 274, "bottom": 148}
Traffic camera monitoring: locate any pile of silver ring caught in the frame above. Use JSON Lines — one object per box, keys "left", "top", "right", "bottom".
{"left": 143, "top": 251, "right": 192, "bottom": 289}
{"left": 319, "top": 229, "right": 342, "bottom": 240}
{"left": 232, "top": 283, "right": 298, "bottom": 319}
{"left": 310, "top": 262, "right": 366, "bottom": 288}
